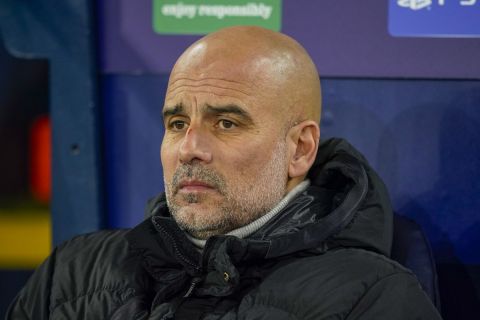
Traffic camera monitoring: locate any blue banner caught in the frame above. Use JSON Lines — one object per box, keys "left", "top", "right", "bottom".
{"left": 389, "top": 0, "right": 480, "bottom": 37}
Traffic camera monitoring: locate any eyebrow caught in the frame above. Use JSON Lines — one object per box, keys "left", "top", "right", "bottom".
{"left": 162, "top": 104, "right": 184, "bottom": 119}
{"left": 205, "top": 104, "right": 253, "bottom": 123}
{"left": 162, "top": 103, "right": 254, "bottom": 124}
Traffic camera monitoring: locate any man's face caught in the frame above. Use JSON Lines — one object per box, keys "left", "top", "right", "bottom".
{"left": 161, "top": 60, "right": 290, "bottom": 239}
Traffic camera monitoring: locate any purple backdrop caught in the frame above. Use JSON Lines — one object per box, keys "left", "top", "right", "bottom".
{"left": 99, "top": 0, "right": 480, "bottom": 79}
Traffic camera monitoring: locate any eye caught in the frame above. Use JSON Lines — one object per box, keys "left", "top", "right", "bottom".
{"left": 170, "top": 120, "right": 187, "bottom": 131}
{"left": 218, "top": 119, "right": 236, "bottom": 130}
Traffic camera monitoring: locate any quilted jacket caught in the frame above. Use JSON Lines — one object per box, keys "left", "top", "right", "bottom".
{"left": 6, "top": 138, "right": 442, "bottom": 319}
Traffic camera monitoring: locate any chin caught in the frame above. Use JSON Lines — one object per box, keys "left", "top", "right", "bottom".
{"left": 173, "top": 206, "right": 213, "bottom": 225}
{"left": 173, "top": 207, "right": 230, "bottom": 236}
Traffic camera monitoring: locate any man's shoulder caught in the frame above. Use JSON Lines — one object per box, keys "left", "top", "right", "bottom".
{"left": 268, "top": 248, "right": 411, "bottom": 284}
{"left": 7, "top": 228, "right": 146, "bottom": 319}
{"left": 239, "top": 248, "right": 440, "bottom": 319}
{"left": 321, "top": 247, "right": 410, "bottom": 277}
{"left": 49, "top": 229, "right": 143, "bottom": 307}
{"left": 56, "top": 229, "right": 130, "bottom": 257}
{"left": 251, "top": 248, "right": 416, "bottom": 314}
{"left": 53, "top": 228, "right": 136, "bottom": 276}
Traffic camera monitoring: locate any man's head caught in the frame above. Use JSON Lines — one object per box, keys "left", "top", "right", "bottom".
{"left": 161, "top": 26, "right": 321, "bottom": 239}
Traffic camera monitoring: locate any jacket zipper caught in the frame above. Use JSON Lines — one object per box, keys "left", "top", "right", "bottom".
{"left": 183, "top": 277, "right": 202, "bottom": 298}
{"left": 151, "top": 218, "right": 200, "bottom": 272}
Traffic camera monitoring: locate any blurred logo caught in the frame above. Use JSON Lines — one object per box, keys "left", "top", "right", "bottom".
{"left": 397, "top": 0, "right": 477, "bottom": 10}
{"left": 397, "top": 0, "right": 432, "bottom": 10}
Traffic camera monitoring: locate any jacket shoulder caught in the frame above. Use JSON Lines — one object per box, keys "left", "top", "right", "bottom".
{"left": 50, "top": 230, "right": 143, "bottom": 307}
{"left": 239, "top": 249, "right": 441, "bottom": 319}
{"left": 55, "top": 229, "right": 131, "bottom": 267}
{"left": 6, "top": 229, "right": 147, "bottom": 319}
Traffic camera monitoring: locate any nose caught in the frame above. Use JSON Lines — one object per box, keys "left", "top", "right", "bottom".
{"left": 178, "top": 126, "right": 213, "bottom": 164}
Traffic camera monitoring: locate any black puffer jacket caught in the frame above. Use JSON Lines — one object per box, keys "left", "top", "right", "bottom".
{"left": 7, "top": 138, "right": 442, "bottom": 319}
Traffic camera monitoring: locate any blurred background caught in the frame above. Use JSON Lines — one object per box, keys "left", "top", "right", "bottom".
{"left": 0, "top": 0, "right": 479, "bottom": 318}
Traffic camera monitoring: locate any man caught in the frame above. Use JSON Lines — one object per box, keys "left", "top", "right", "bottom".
{"left": 7, "top": 26, "right": 441, "bottom": 319}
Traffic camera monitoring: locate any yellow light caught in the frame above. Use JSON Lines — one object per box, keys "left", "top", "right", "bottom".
{"left": 0, "top": 211, "right": 51, "bottom": 269}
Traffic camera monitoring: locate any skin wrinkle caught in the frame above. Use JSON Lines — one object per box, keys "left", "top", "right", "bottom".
{"left": 161, "top": 26, "right": 321, "bottom": 239}
{"left": 171, "top": 76, "right": 252, "bottom": 88}
{"left": 167, "top": 83, "right": 252, "bottom": 98}
{"left": 169, "top": 76, "right": 255, "bottom": 90}
{"left": 166, "top": 89, "right": 248, "bottom": 100}
{"left": 166, "top": 77, "right": 256, "bottom": 102}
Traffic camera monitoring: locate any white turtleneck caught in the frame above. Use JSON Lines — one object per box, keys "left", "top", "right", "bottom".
{"left": 185, "top": 180, "right": 310, "bottom": 250}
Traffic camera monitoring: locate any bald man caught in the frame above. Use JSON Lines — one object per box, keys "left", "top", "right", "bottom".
{"left": 7, "top": 27, "right": 441, "bottom": 319}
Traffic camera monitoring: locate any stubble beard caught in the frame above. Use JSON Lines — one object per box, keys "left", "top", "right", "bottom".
{"left": 165, "top": 141, "right": 289, "bottom": 239}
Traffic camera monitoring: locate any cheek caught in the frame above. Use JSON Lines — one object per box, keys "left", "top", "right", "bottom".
{"left": 160, "top": 141, "right": 177, "bottom": 180}
{"left": 228, "top": 147, "right": 269, "bottom": 177}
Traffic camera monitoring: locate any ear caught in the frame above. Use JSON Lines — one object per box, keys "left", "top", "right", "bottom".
{"left": 287, "top": 120, "right": 320, "bottom": 179}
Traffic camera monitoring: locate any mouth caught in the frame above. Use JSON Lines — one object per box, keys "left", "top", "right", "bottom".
{"left": 177, "top": 179, "right": 216, "bottom": 193}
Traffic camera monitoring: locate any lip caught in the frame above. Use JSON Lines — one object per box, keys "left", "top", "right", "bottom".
{"left": 178, "top": 180, "right": 215, "bottom": 193}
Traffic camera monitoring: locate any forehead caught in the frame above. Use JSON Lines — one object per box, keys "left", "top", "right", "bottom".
{"left": 166, "top": 72, "right": 254, "bottom": 100}
{"left": 164, "top": 69, "right": 277, "bottom": 116}
{"left": 167, "top": 43, "right": 278, "bottom": 98}
{"left": 164, "top": 44, "right": 287, "bottom": 120}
